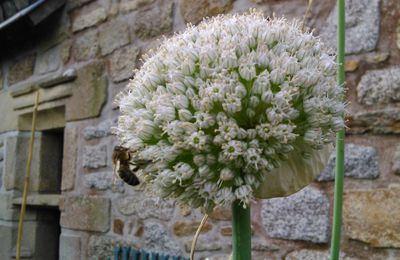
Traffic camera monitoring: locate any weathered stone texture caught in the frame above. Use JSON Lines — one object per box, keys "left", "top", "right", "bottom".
{"left": 357, "top": 67, "right": 400, "bottom": 105}
{"left": 0, "top": 139, "right": 3, "bottom": 188}
{"left": 82, "top": 144, "right": 107, "bottom": 169}
{"left": 285, "top": 249, "right": 354, "bottom": 260}
{"left": 173, "top": 221, "right": 212, "bottom": 236}
{"left": 261, "top": 186, "right": 330, "bottom": 243}
{"left": 73, "top": 30, "right": 99, "bottom": 61}
{"left": 397, "top": 18, "right": 400, "bottom": 49}
{"left": 8, "top": 54, "right": 35, "bottom": 85}
{"left": 317, "top": 144, "right": 379, "bottom": 182}
{"left": 35, "top": 47, "right": 61, "bottom": 75}
{"left": 144, "top": 222, "right": 182, "bottom": 256}
{"left": 59, "top": 234, "right": 81, "bottom": 260}
{"left": 251, "top": 238, "right": 279, "bottom": 251}
{"left": 205, "top": 255, "right": 231, "bottom": 260}
{"left": 119, "top": 0, "right": 155, "bottom": 13}
{"left": 109, "top": 45, "right": 140, "bottom": 82}
{"left": 180, "top": 0, "right": 234, "bottom": 25}
{"left": 83, "top": 119, "right": 116, "bottom": 140}
{"left": 209, "top": 206, "right": 231, "bottom": 220}
{"left": 62, "top": 127, "right": 78, "bottom": 191}
{"left": 220, "top": 226, "right": 232, "bottom": 236}
{"left": 84, "top": 171, "right": 112, "bottom": 190}
{"left": 99, "top": 19, "right": 130, "bottom": 56}
{"left": 133, "top": 1, "right": 174, "bottom": 38}
{"left": 184, "top": 237, "right": 223, "bottom": 252}
{"left": 117, "top": 195, "right": 174, "bottom": 220}
{"left": 60, "top": 196, "right": 110, "bottom": 232}
{"left": 88, "top": 236, "right": 127, "bottom": 260}
{"left": 60, "top": 40, "right": 72, "bottom": 64}
{"left": 348, "top": 108, "right": 400, "bottom": 134}
{"left": 84, "top": 171, "right": 124, "bottom": 192}
{"left": 72, "top": 7, "right": 107, "bottom": 32}
{"left": 113, "top": 219, "right": 124, "bottom": 235}
{"left": 343, "top": 187, "right": 400, "bottom": 248}
{"left": 65, "top": 61, "right": 107, "bottom": 121}
{"left": 365, "top": 52, "right": 389, "bottom": 64}
{"left": 285, "top": 249, "right": 330, "bottom": 260}
{"left": 4, "top": 133, "right": 41, "bottom": 191}
{"left": 67, "top": 0, "right": 93, "bottom": 10}
{"left": 393, "top": 144, "right": 400, "bottom": 175}
{"left": 344, "top": 59, "right": 359, "bottom": 72}
{"left": 321, "top": 0, "right": 380, "bottom": 54}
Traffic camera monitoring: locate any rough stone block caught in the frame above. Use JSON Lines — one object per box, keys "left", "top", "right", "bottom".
{"left": 285, "top": 249, "right": 353, "bottom": 260}
{"left": 113, "top": 219, "right": 124, "bottom": 235}
{"left": 209, "top": 206, "right": 231, "bottom": 220}
{"left": 317, "top": 144, "right": 379, "bottom": 182}
{"left": 4, "top": 133, "right": 41, "bottom": 191}
{"left": 62, "top": 126, "right": 78, "bottom": 191}
{"left": 0, "top": 223, "right": 18, "bottom": 260}
{"left": 397, "top": 18, "right": 400, "bottom": 49}
{"left": 343, "top": 187, "right": 400, "bottom": 248}
{"left": 65, "top": 61, "right": 107, "bottom": 121}
{"left": 60, "top": 195, "right": 110, "bottom": 232}
{"left": 66, "top": 0, "right": 93, "bottom": 10}
{"left": 59, "top": 42, "right": 71, "bottom": 65}
{"left": 117, "top": 195, "right": 174, "bottom": 220}
{"left": 83, "top": 119, "right": 116, "bottom": 140}
{"left": 220, "top": 226, "right": 232, "bottom": 236}
{"left": 261, "top": 186, "right": 330, "bottom": 243}
{"left": 73, "top": 29, "right": 99, "bottom": 61}
{"left": 119, "top": 0, "right": 155, "bottom": 13}
{"left": 72, "top": 7, "right": 107, "bottom": 32}
{"left": 348, "top": 108, "right": 400, "bottom": 135}
{"left": 59, "top": 234, "right": 81, "bottom": 260}
{"left": 173, "top": 221, "right": 212, "bottom": 237}
{"left": 84, "top": 171, "right": 114, "bottom": 190}
{"left": 0, "top": 193, "right": 18, "bottom": 221}
{"left": 99, "top": 19, "right": 130, "bottom": 56}
{"left": 251, "top": 238, "right": 279, "bottom": 251}
{"left": 144, "top": 222, "right": 182, "bottom": 256}
{"left": 8, "top": 54, "right": 35, "bottom": 85}
{"left": 365, "top": 52, "right": 389, "bottom": 64}
{"left": 133, "top": 1, "right": 173, "bottom": 38}
{"left": 393, "top": 144, "right": 400, "bottom": 175}
{"left": 180, "top": 0, "right": 233, "bottom": 25}
{"left": 321, "top": 0, "right": 380, "bottom": 54}
{"left": 183, "top": 237, "right": 223, "bottom": 252}
{"left": 109, "top": 45, "right": 140, "bottom": 82}
{"left": 357, "top": 67, "right": 400, "bottom": 105}
{"left": 35, "top": 46, "right": 61, "bottom": 75}
{"left": 82, "top": 144, "right": 107, "bottom": 169}
{"left": 88, "top": 235, "right": 136, "bottom": 260}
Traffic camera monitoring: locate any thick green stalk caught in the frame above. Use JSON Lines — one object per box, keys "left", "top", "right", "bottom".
{"left": 232, "top": 200, "right": 251, "bottom": 260}
{"left": 330, "top": 0, "right": 345, "bottom": 259}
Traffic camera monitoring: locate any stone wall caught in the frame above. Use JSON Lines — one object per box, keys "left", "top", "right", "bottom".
{"left": 0, "top": 0, "right": 399, "bottom": 259}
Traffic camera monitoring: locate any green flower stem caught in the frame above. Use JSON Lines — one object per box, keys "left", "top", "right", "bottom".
{"left": 232, "top": 200, "right": 251, "bottom": 260}
{"left": 330, "top": 0, "right": 345, "bottom": 259}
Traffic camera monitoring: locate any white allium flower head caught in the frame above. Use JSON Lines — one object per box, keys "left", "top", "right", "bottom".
{"left": 115, "top": 11, "right": 344, "bottom": 212}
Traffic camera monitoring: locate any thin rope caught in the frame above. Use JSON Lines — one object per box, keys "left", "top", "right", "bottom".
{"left": 16, "top": 91, "right": 40, "bottom": 260}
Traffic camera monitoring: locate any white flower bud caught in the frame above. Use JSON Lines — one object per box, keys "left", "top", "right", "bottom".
{"left": 178, "top": 109, "right": 192, "bottom": 121}
{"left": 220, "top": 168, "right": 235, "bottom": 181}
{"left": 193, "top": 154, "right": 206, "bottom": 166}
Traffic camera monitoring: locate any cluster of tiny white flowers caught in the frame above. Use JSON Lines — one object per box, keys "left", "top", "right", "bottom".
{"left": 115, "top": 11, "right": 345, "bottom": 212}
